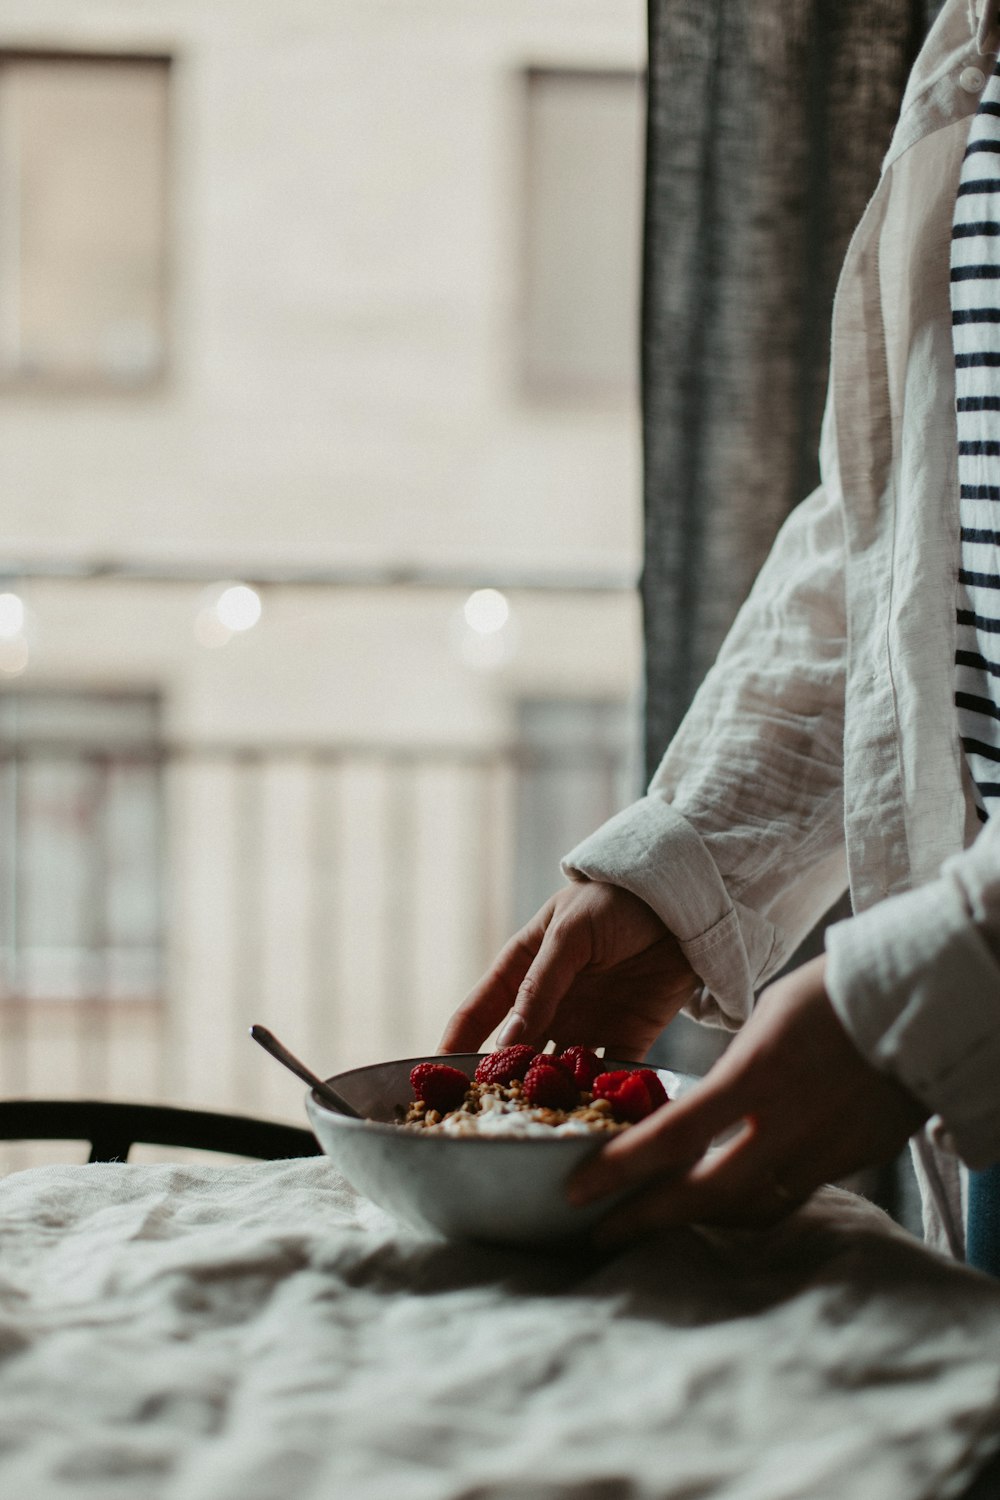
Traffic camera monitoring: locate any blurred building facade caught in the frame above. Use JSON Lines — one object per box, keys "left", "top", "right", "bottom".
{"left": 0, "top": 0, "right": 646, "bottom": 1149}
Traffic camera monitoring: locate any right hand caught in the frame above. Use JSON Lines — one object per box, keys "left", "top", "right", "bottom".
{"left": 439, "top": 881, "right": 698, "bottom": 1058}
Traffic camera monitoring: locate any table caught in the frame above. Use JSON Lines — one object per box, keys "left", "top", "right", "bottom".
{"left": 1, "top": 1157, "right": 999, "bottom": 1499}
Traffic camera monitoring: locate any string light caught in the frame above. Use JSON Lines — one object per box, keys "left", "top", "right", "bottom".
{"left": 463, "top": 588, "right": 509, "bottom": 635}
{"left": 0, "top": 593, "right": 25, "bottom": 639}
{"left": 0, "top": 592, "right": 29, "bottom": 675}
{"left": 453, "top": 588, "right": 517, "bottom": 671}
{"left": 194, "top": 582, "right": 262, "bottom": 649}
{"left": 216, "top": 585, "right": 262, "bottom": 633}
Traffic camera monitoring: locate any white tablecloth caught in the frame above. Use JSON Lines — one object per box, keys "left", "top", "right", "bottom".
{"left": 1, "top": 1158, "right": 999, "bottom": 1499}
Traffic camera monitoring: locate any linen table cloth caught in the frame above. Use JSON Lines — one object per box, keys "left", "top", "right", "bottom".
{"left": 1, "top": 1157, "right": 999, "bottom": 1500}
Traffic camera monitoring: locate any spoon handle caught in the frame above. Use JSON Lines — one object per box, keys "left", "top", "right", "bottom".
{"left": 249, "top": 1025, "right": 363, "bottom": 1119}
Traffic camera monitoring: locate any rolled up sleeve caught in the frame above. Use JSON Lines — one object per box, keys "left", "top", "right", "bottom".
{"left": 563, "top": 796, "right": 778, "bottom": 1028}
{"left": 825, "top": 825, "right": 1000, "bottom": 1168}
{"left": 563, "top": 479, "right": 850, "bottom": 1030}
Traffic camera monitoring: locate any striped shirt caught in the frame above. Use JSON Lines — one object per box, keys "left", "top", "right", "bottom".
{"left": 953, "top": 56, "right": 1000, "bottom": 823}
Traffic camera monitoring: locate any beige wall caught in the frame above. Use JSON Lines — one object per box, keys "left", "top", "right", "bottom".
{"left": 0, "top": 1, "right": 646, "bottom": 1141}
{"left": 1, "top": 0, "right": 644, "bottom": 579}
{"left": 13, "top": 579, "right": 640, "bottom": 744}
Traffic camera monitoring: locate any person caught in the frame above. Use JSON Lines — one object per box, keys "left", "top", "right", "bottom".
{"left": 441, "top": 0, "right": 1000, "bottom": 1263}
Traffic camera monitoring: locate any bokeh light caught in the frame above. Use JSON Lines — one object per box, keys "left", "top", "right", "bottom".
{"left": 0, "top": 593, "right": 26, "bottom": 640}
{"left": 194, "top": 582, "right": 262, "bottom": 649}
{"left": 463, "top": 588, "right": 509, "bottom": 635}
{"left": 0, "top": 635, "right": 29, "bottom": 677}
{"left": 216, "top": 584, "right": 262, "bottom": 632}
{"left": 452, "top": 588, "right": 517, "bottom": 672}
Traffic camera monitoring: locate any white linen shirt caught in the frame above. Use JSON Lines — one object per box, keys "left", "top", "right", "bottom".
{"left": 563, "top": 0, "right": 1000, "bottom": 1258}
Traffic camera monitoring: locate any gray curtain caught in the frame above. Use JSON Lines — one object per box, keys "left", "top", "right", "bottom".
{"left": 641, "top": 0, "right": 947, "bottom": 1221}
{"left": 642, "top": 0, "right": 944, "bottom": 775}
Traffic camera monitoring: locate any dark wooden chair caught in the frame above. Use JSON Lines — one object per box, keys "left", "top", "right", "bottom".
{"left": 0, "top": 1098, "right": 322, "bottom": 1163}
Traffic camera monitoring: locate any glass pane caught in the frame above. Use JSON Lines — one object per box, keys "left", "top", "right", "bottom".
{"left": 0, "top": 691, "right": 163, "bottom": 1000}
{"left": 523, "top": 69, "right": 643, "bottom": 397}
{"left": 0, "top": 55, "right": 169, "bottom": 385}
{"left": 0, "top": 756, "right": 14, "bottom": 960}
{"left": 104, "top": 762, "right": 162, "bottom": 948}
{"left": 19, "top": 759, "right": 94, "bottom": 952}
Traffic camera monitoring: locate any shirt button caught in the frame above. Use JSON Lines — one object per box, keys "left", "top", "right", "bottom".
{"left": 961, "top": 65, "right": 987, "bottom": 92}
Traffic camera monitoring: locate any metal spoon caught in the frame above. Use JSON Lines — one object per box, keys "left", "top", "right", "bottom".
{"left": 249, "top": 1024, "right": 363, "bottom": 1119}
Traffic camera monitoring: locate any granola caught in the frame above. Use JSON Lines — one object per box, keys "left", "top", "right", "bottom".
{"left": 402, "top": 1078, "right": 629, "bottom": 1137}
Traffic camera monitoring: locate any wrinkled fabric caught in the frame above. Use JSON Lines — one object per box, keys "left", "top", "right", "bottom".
{"left": 1, "top": 1158, "right": 999, "bottom": 1500}
{"left": 566, "top": 0, "right": 1000, "bottom": 1258}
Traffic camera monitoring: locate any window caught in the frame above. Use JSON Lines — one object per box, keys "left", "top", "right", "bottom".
{"left": 0, "top": 52, "right": 170, "bottom": 388}
{"left": 522, "top": 68, "right": 644, "bottom": 399}
{"left": 513, "top": 698, "right": 640, "bottom": 928}
{"left": 0, "top": 690, "right": 164, "bottom": 1001}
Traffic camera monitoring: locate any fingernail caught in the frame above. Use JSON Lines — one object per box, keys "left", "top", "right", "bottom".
{"left": 496, "top": 1012, "right": 523, "bottom": 1048}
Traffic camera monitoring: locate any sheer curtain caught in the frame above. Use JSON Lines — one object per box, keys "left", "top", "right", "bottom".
{"left": 641, "top": 0, "right": 942, "bottom": 770}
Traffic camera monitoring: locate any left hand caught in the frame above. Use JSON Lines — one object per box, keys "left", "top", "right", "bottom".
{"left": 439, "top": 882, "right": 696, "bottom": 1058}
{"left": 568, "top": 953, "right": 929, "bottom": 1243}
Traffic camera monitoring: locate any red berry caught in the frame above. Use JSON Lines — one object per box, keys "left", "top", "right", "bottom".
{"left": 523, "top": 1056, "right": 579, "bottom": 1111}
{"left": 638, "top": 1068, "right": 669, "bottom": 1109}
{"left": 410, "top": 1063, "right": 469, "bottom": 1114}
{"left": 558, "top": 1045, "right": 602, "bottom": 1089}
{"left": 593, "top": 1068, "right": 670, "bottom": 1123}
{"left": 592, "top": 1069, "right": 630, "bottom": 1097}
{"left": 613, "top": 1074, "right": 659, "bottom": 1122}
{"left": 474, "top": 1044, "right": 538, "bottom": 1085}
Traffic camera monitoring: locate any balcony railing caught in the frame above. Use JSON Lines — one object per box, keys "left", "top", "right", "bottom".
{"left": 0, "top": 733, "right": 634, "bottom": 1169}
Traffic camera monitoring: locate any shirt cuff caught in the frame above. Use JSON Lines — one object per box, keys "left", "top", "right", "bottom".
{"left": 561, "top": 795, "right": 778, "bottom": 1029}
{"left": 825, "top": 876, "right": 1000, "bottom": 1169}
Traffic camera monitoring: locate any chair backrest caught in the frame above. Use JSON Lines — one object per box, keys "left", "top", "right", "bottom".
{"left": 0, "top": 1099, "right": 322, "bottom": 1163}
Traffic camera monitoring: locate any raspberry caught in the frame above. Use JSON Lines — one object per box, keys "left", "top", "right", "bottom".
{"left": 523, "top": 1056, "right": 579, "bottom": 1111}
{"left": 639, "top": 1068, "right": 669, "bottom": 1110}
{"left": 474, "top": 1044, "right": 538, "bottom": 1085}
{"left": 592, "top": 1069, "right": 629, "bottom": 1095}
{"left": 410, "top": 1063, "right": 470, "bottom": 1114}
{"left": 592, "top": 1068, "right": 670, "bottom": 1123}
{"left": 557, "top": 1045, "right": 602, "bottom": 1089}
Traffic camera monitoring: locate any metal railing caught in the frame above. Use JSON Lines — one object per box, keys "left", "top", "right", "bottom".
{"left": 0, "top": 735, "right": 632, "bottom": 1168}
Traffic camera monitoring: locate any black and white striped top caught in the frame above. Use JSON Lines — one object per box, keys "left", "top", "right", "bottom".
{"left": 952, "top": 56, "right": 1000, "bottom": 824}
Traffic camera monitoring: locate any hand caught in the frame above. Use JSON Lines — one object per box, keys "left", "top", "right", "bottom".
{"left": 568, "top": 953, "right": 929, "bottom": 1242}
{"left": 439, "top": 881, "right": 698, "bottom": 1058}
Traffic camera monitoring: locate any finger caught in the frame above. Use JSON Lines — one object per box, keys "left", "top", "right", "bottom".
{"left": 438, "top": 919, "right": 549, "bottom": 1052}
{"left": 567, "top": 1070, "right": 754, "bottom": 1207}
{"left": 593, "top": 1131, "right": 813, "bottom": 1245}
{"left": 544, "top": 937, "right": 695, "bottom": 1059}
{"left": 493, "top": 913, "right": 593, "bottom": 1048}
{"left": 488, "top": 894, "right": 614, "bottom": 1050}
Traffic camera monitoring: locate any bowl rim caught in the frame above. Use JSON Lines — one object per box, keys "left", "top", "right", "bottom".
{"left": 306, "top": 1052, "right": 688, "bottom": 1144}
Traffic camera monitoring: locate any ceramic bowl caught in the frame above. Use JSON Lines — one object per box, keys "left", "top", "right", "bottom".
{"left": 305, "top": 1053, "right": 692, "bottom": 1246}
